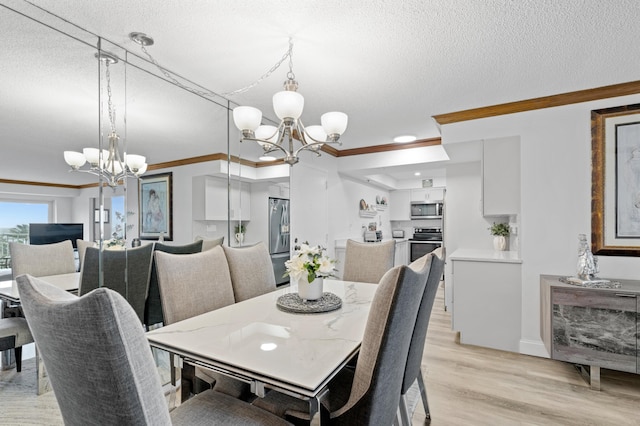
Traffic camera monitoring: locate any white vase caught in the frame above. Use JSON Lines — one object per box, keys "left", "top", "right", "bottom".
{"left": 235, "top": 232, "right": 245, "bottom": 245}
{"left": 298, "top": 277, "right": 324, "bottom": 301}
{"left": 493, "top": 235, "right": 507, "bottom": 251}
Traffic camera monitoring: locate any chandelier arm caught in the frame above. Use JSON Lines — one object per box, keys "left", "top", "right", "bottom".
{"left": 242, "top": 137, "right": 291, "bottom": 157}
{"left": 293, "top": 141, "right": 326, "bottom": 158}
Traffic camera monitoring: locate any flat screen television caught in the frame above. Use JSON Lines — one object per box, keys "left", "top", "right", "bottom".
{"left": 29, "top": 223, "right": 84, "bottom": 249}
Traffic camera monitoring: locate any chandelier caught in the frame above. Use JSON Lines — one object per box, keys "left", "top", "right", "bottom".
{"left": 232, "top": 40, "right": 348, "bottom": 165}
{"left": 63, "top": 51, "right": 147, "bottom": 188}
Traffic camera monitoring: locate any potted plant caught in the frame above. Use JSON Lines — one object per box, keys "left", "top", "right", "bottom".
{"left": 489, "top": 222, "right": 510, "bottom": 251}
{"left": 234, "top": 223, "right": 246, "bottom": 245}
{"left": 285, "top": 241, "right": 337, "bottom": 301}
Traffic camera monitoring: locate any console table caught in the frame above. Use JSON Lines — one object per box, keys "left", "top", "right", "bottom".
{"left": 540, "top": 275, "right": 640, "bottom": 390}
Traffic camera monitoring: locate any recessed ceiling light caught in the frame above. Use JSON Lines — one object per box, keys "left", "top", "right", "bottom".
{"left": 414, "top": 172, "right": 421, "bottom": 176}
{"left": 259, "top": 155, "right": 277, "bottom": 162}
{"left": 393, "top": 135, "right": 417, "bottom": 143}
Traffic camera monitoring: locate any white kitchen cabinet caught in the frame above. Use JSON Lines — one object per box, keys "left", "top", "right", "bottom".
{"left": 389, "top": 189, "right": 411, "bottom": 220}
{"left": 410, "top": 187, "right": 445, "bottom": 202}
{"left": 451, "top": 249, "right": 522, "bottom": 352}
{"left": 394, "top": 240, "right": 409, "bottom": 266}
{"left": 193, "top": 175, "right": 251, "bottom": 221}
{"left": 482, "top": 138, "right": 520, "bottom": 216}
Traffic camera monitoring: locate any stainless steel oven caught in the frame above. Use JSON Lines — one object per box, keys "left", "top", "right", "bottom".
{"left": 409, "top": 228, "right": 443, "bottom": 262}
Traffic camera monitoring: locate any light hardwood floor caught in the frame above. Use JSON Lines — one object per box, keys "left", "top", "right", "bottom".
{"left": 2, "top": 284, "right": 640, "bottom": 425}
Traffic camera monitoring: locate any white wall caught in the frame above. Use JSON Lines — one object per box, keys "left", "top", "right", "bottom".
{"left": 441, "top": 93, "right": 640, "bottom": 357}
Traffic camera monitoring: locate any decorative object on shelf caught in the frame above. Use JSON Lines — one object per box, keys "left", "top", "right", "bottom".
{"left": 489, "top": 222, "right": 510, "bottom": 251}
{"left": 560, "top": 234, "right": 619, "bottom": 287}
{"left": 276, "top": 292, "right": 342, "bottom": 314}
{"left": 234, "top": 223, "right": 246, "bottom": 245}
{"left": 285, "top": 241, "right": 336, "bottom": 301}
{"left": 232, "top": 38, "right": 348, "bottom": 165}
{"left": 63, "top": 51, "right": 147, "bottom": 188}
{"left": 359, "top": 199, "right": 378, "bottom": 217}
{"left": 138, "top": 172, "right": 173, "bottom": 241}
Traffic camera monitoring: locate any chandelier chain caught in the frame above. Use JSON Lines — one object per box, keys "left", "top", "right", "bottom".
{"left": 136, "top": 39, "right": 293, "bottom": 98}
{"left": 105, "top": 61, "right": 116, "bottom": 134}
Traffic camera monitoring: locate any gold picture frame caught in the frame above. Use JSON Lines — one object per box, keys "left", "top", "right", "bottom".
{"left": 592, "top": 103, "right": 640, "bottom": 256}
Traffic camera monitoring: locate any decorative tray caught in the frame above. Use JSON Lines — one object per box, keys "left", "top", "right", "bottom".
{"left": 559, "top": 276, "right": 621, "bottom": 289}
{"left": 276, "top": 292, "right": 342, "bottom": 314}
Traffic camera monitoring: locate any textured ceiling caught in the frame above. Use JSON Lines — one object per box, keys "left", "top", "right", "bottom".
{"left": 2, "top": 0, "right": 640, "bottom": 185}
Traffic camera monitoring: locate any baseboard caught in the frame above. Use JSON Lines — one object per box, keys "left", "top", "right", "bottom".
{"left": 519, "top": 338, "right": 549, "bottom": 358}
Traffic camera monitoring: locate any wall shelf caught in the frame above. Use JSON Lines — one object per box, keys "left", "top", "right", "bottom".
{"left": 359, "top": 209, "right": 378, "bottom": 218}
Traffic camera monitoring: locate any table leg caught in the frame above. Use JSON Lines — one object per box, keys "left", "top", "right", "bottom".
{"left": 0, "top": 300, "right": 16, "bottom": 370}
{"left": 171, "top": 354, "right": 183, "bottom": 407}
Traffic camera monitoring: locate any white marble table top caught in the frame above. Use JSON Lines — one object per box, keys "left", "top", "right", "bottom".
{"left": 0, "top": 272, "right": 80, "bottom": 303}
{"left": 146, "top": 280, "right": 378, "bottom": 396}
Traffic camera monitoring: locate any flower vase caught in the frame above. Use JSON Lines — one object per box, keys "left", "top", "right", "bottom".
{"left": 493, "top": 235, "right": 507, "bottom": 251}
{"left": 298, "top": 277, "right": 324, "bottom": 301}
{"left": 235, "top": 233, "right": 245, "bottom": 245}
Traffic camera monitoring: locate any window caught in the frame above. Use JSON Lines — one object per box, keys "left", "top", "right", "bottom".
{"left": 0, "top": 200, "right": 50, "bottom": 269}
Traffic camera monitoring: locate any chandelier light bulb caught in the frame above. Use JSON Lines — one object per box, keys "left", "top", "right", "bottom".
{"left": 272, "top": 91, "right": 304, "bottom": 121}
{"left": 233, "top": 106, "right": 262, "bottom": 132}
{"left": 321, "top": 112, "right": 348, "bottom": 138}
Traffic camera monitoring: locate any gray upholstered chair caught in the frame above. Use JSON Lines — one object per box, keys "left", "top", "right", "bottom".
{"left": 195, "top": 235, "right": 225, "bottom": 251}
{"left": 75, "top": 239, "right": 96, "bottom": 272}
{"left": 253, "top": 264, "right": 429, "bottom": 425}
{"left": 0, "top": 316, "right": 32, "bottom": 372}
{"left": 16, "top": 274, "right": 292, "bottom": 426}
{"left": 155, "top": 246, "right": 246, "bottom": 399}
{"left": 398, "top": 246, "right": 446, "bottom": 425}
{"left": 9, "top": 240, "right": 76, "bottom": 278}
{"left": 144, "top": 240, "right": 204, "bottom": 327}
{"left": 79, "top": 244, "right": 154, "bottom": 324}
{"left": 342, "top": 239, "right": 395, "bottom": 284}
{"left": 223, "top": 242, "right": 276, "bottom": 302}
{"left": 154, "top": 246, "right": 235, "bottom": 325}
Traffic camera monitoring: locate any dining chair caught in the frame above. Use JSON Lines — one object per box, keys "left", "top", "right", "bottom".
{"left": 223, "top": 242, "right": 276, "bottom": 302}
{"left": 16, "top": 274, "right": 292, "bottom": 426}
{"left": 342, "top": 239, "right": 395, "bottom": 284}
{"left": 9, "top": 240, "right": 76, "bottom": 278}
{"left": 0, "top": 316, "right": 32, "bottom": 372}
{"left": 194, "top": 235, "right": 224, "bottom": 251}
{"left": 155, "top": 246, "right": 247, "bottom": 399}
{"left": 253, "top": 264, "right": 429, "bottom": 426}
{"left": 75, "top": 239, "right": 96, "bottom": 272}
{"left": 144, "top": 240, "right": 204, "bottom": 328}
{"left": 397, "top": 247, "right": 446, "bottom": 425}
{"left": 79, "top": 244, "right": 154, "bottom": 325}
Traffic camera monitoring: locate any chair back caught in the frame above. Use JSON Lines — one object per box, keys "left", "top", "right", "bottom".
{"left": 155, "top": 246, "right": 235, "bottom": 325}
{"left": 80, "top": 244, "right": 154, "bottom": 324}
{"left": 342, "top": 239, "right": 395, "bottom": 284}
{"left": 223, "top": 242, "right": 276, "bottom": 302}
{"left": 332, "top": 264, "right": 428, "bottom": 425}
{"left": 145, "top": 240, "right": 204, "bottom": 327}
{"left": 195, "top": 235, "right": 225, "bottom": 251}
{"left": 76, "top": 239, "right": 96, "bottom": 272}
{"left": 16, "top": 274, "right": 171, "bottom": 426}
{"left": 9, "top": 240, "right": 76, "bottom": 278}
{"left": 402, "top": 247, "right": 445, "bottom": 394}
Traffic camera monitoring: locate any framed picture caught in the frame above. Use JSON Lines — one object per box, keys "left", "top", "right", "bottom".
{"left": 592, "top": 103, "right": 640, "bottom": 256}
{"left": 94, "top": 208, "right": 109, "bottom": 223}
{"left": 138, "top": 172, "right": 173, "bottom": 241}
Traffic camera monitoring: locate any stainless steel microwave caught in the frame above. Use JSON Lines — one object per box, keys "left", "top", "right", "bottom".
{"left": 410, "top": 201, "right": 443, "bottom": 219}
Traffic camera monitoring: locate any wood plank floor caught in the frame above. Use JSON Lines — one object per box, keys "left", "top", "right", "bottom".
{"left": 2, "top": 284, "right": 640, "bottom": 425}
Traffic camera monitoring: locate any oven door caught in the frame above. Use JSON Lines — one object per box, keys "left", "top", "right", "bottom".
{"left": 409, "top": 240, "right": 442, "bottom": 262}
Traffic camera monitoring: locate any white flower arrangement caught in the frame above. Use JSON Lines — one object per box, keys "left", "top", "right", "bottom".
{"left": 285, "top": 241, "right": 336, "bottom": 284}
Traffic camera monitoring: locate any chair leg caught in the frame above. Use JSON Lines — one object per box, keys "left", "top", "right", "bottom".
{"left": 15, "top": 346, "right": 22, "bottom": 372}
{"left": 417, "top": 370, "right": 430, "bottom": 420}
{"left": 398, "top": 394, "right": 411, "bottom": 426}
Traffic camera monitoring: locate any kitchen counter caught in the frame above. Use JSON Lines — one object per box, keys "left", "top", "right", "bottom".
{"left": 334, "top": 237, "right": 408, "bottom": 249}
{"left": 449, "top": 248, "right": 522, "bottom": 263}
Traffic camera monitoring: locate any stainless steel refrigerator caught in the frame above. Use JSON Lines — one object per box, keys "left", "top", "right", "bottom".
{"left": 269, "top": 197, "right": 290, "bottom": 285}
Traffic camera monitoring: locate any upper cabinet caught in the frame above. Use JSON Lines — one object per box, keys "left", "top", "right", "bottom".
{"left": 482, "top": 137, "right": 521, "bottom": 217}
{"left": 193, "top": 175, "right": 251, "bottom": 221}
{"left": 410, "top": 187, "right": 445, "bottom": 202}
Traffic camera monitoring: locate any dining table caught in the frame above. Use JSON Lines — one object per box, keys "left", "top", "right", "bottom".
{"left": 0, "top": 271, "right": 81, "bottom": 395}
{"left": 146, "top": 279, "right": 378, "bottom": 421}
